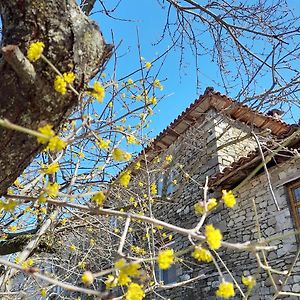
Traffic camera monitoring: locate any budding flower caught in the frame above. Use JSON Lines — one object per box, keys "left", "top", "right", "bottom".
{"left": 81, "top": 271, "right": 94, "bottom": 285}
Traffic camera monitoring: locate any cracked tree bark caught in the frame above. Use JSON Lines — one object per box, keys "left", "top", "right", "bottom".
{"left": 0, "top": 0, "right": 112, "bottom": 196}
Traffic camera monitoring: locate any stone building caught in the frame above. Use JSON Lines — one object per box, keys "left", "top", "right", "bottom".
{"left": 128, "top": 88, "right": 300, "bottom": 299}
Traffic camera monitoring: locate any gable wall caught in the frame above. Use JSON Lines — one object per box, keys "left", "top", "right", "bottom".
{"left": 125, "top": 108, "right": 299, "bottom": 299}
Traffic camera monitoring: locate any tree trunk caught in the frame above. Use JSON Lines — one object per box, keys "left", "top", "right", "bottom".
{"left": 0, "top": 0, "right": 112, "bottom": 196}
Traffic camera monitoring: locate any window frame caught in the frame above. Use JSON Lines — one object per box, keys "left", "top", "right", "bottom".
{"left": 287, "top": 180, "right": 300, "bottom": 229}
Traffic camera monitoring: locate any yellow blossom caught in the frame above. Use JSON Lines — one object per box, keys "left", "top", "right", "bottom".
{"left": 145, "top": 62, "right": 152, "bottom": 69}
{"left": 9, "top": 225, "right": 17, "bottom": 232}
{"left": 27, "top": 41, "right": 45, "bottom": 62}
{"left": 0, "top": 200, "right": 17, "bottom": 212}
{"left": 14, "top": 179, "right": 23, "bottom": 188}
{"left": 47, "top": 136, "right": 67, "bottom": 152}
{"left": 222, "top": 190, "right": 236, "bottom": 208}
{"left": 54, "top": 75, "right": 67, "bottom": 95}
{"left": 78, "top": 261, "right": 86, "bottom": 269}
{"left": 149, "top": 97, "right": 157, "bottom": 105}
{"left": 37, "top": 124, "right": 55, "bottom": 144}
{"left": 127, "top": 79, "right": 134, "bottom": 85}
{"left": 45, "top": 182, "right": 60, "bottom": 197}
{"left": 91, "top": 191, "right": 106, "bottom": 206}
{"left": 63, "top": 72, "right": 76, "bottom": 84}
{"left": 40, "top": 288, "right": 47, "bottom": 298}
{"left": 119, "top": 170, "right": 131, "bottom": 188}
{"left": 126, "top": 283, "right": 145, "bottom": 300}
{"left": 242, "top": 275, "right": 256, "bottom": 289}
{"left": 105, "top": 274, "right": 118, "bottom": 288}
{"left": 194, "top": 198, "right": 217, "bottom": 215}
{"left": 41, "top": 162, "right": 59, "bottom": 174}
{"left": 165, "top": 155, "right": 173, "bottom": 162}
{"left": 216, "top": 282, "right": 235, "bottom": 298}
{"left": 70, "top": 244, "right": 76, "bottom": 252}
{"left": 205, "top": 224, "right": 222, "bottom": 250}
{"left": 192, "top": 246, "right": 213, "bottom": 263}
{"left": 114, "top": 259, "right": 141, "bottom": 286}
{"left": 89, "top": 239, "right": 95, "bottom": 247}
{"left": 112, "top": 148, "right": 132, "bottom": 161}
{"left": 153, "top": 79, "right": 163, "bottom": 90}
{"left": 135, "top": 161, "right": 141, "bottom": 170}
{"left": 61, "top": 218, "right": 68, "bottom": 225}
{"left": 90, "top": 81, "right": 105, "bottom": 102}
{"left": 136, "top": 94, "right": 142, "bottom": 101}
{"left": 157, "top": 249, "right": 174, "bottom": 270}
{"left": 97, "top": 138, "right": 110, "bottom": 149}
{"left": 81, "top": 271, "right": 94, "bottom": 285}
{"left": 22, "top": 258, "right": 34, "bottom": 268}
{"left": 126, "top": 135, "right": 136, "bottom": 144}
{"left": 151, "top": 183, "right": 157, "bottom": 195}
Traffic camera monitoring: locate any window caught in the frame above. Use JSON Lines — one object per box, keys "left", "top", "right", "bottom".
{"left": 287, "top": 180, "right": 300, "bottom": 228}
{"left": 156, "top": 170, "right": 176, "bottom": 200}
{"left": 155, "top": 264, "right": 177, "bottom": 285}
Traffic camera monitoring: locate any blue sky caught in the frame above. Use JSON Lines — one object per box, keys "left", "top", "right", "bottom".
{"left": 90, "top": 0, "right": 299, "bottom": 138}
{"left": 90, "top": 0, "right": 224, "bottom": 135}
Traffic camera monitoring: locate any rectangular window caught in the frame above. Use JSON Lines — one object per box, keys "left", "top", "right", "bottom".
{"left": 155, "top": 264, "right": 177, "bottom": 285}
{"left": 287, "top": 180, "right": 300, "bottom": 228}
{"left": 156, "top": 170, "right": 176, "bottom": 199}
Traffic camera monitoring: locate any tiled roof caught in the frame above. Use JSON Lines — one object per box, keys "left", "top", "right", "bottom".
{"left": 131, "top": 88, "right": 292, "bottom": 169}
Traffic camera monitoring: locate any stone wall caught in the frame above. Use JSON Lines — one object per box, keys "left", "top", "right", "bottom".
{"left": 126, "top": 107, "right": 300, "bottom": 299}
{"left": 151, "top": 158, "right": 300, "bottom": 299}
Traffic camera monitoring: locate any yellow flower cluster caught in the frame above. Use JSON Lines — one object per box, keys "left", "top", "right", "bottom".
{"left": 45, "top": 182, "right": 60, "bottom": 197}
{"left": 192, "top": 246, "right": 213, "bottom": 263}
{"left": 242, "top": 275, "right": 256, "bottom": 289}
{"left": 88, "top": 81, "right": 105, "bottom": 102}
{"left": 37, "top": 124, "right": 55, "bottom": 144}
{"left": 91, "top": 191, "right": 106, "bottom": 206}
{"left": 216, "top": 281, "right": 235, "bottom": 298}
{"left": 150, "top": 183, "right": 157, "bottom": 195}
{"left": 157, "top": 249, "right": 174, "bottom": 270}
{"left": 126, "top": 135, "right": 136, "bottom": 144}
{"left": 21, "top": 258, "right": 34, "bottom": 268}
{"left": 222, "top": 190, "right": 236, "bottom": 208}
{"left": 40, "top": 288, "right": 47, "bottom": 298}
{"left": 112, "top": 148, "right": 132, "bottom": 161}
{"left": 37, "top": 124, "right": 66, "bottom": 152}
{"left": 27, "top": 41, "right": 45, "bottom": 62}
{"left": 126, "top": 283, "right": 145, "bottom": 300}
{"left": 97, "top": 138, "right": 110, "bottom": 149}
{"left": 134, "top": 161, "right": 141, "bottom": 170}
{"left": 81, "top": 271, "right": 94, "bottom": 285}
{"left": 106, "top": 259, "right": 141, "bottom": 287}
{"left": 70, "top": 244, "right": 76, "bottom": 252}
{"left": 54, "top": 72, "right": 75, "bottom": 95}
{"left": 41, "top": 162, "right": 59, "bottom": 174}
{"left": 165, "top": 155, "right": 173, "bottom": 162}
{"left": 119, "top": 170, "right": 131, "bottom": 188}
{"left": 47, "top": 136, "right": 67, "bottom": 152}
{"left": 127, "top": 78, "right": 134, "bottom": 85}
{"left": 153, "top": 79, "right": 163, "bottom": 91}
{"left": 205, "top": 224, "right": 222, "bottom": 250}
{"left": 0, "top": 199, "right": 17, "bottom": 212}
{"left": 194, "top": 198, "right": 217, "bottom": 215}
{"left": 145, "top": 61, "right": 152, "bottom": 69}
{"left": 130, "top": 245, "right": 146, "bottom": 256}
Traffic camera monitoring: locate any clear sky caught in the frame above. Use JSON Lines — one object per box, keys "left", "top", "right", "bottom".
{"left": 90, "top": 0, "right": 227, "bottom": 136}
{"left": 90, "top": 0, "right": 300, "bottom": 139}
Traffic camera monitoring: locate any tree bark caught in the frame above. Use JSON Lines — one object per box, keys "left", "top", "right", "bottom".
{"left": 0, "top": 0, "right": 112, "bottom": 196}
